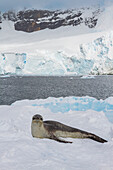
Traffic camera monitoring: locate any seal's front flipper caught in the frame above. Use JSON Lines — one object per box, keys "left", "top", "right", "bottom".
{"left": 50, "top": 134, "right": 72, "bottom": 143}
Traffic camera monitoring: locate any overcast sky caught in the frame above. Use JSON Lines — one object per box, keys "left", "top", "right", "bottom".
{"left": 0, "top": 0, "right": 113, "bottom": 12}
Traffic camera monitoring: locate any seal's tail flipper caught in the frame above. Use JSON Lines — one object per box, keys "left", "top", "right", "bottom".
{"left": 87, "top": 133, "right": 107, "bottom": 143}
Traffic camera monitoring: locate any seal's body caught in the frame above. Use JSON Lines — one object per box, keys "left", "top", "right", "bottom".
{"left": 31, "top": 114, "right": 107, "bottom": 143}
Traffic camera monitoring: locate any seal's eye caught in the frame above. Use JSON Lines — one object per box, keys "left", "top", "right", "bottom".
{"left": 40, "top": 117, "right": 43, "bottom": 120}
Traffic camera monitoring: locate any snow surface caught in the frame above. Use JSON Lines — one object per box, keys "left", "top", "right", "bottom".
{"left": 0, "top": 96, "right": 113, "bottom": 170}
{"left": 1, "top": 6, "right": 113, "bottom": 75}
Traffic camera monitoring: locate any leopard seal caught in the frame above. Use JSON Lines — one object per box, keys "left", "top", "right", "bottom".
{"left": 31, "top": 114, "right": 107, "bottom": 143}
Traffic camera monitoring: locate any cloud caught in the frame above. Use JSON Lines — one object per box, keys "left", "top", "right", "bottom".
{"left": 0, "top": 0, "right": 106, "bottom": 12}
{"left": 104, "top": 0, "right": 113, "bottom": 7}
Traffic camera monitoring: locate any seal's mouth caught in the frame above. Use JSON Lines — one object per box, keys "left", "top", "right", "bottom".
{"left": 32, "top": 118, "right": 42, "bottom": 123}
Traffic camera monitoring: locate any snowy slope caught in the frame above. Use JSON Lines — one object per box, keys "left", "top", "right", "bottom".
{"left": 0, "top": 6, "right": 113, "bottom": 75}
{"left": 0, "top": 96, "right": 113, "bottom": 170}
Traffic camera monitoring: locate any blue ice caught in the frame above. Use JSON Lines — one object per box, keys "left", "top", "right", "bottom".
{"left": 32, "top": 97, "right": 113, "bottom": 123}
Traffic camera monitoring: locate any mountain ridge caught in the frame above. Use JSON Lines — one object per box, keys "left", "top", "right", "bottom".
{"left": 0, "top": 7, "right": 102, "bottom": 32}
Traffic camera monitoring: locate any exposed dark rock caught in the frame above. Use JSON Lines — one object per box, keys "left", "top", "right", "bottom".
{"left": 1, "top": 8, "right": 102, "bottom": 33}
{"left": 17, "top": 10, "right": 54, "bottom": 20}
{"left": 2, "top": 11, "right": 17, "bottom": 21}
{"left": 85, "top": 17, "right": 98, "bottom": 28}
{"left": 0, "top": 20, "right": 1, "bottom": 30}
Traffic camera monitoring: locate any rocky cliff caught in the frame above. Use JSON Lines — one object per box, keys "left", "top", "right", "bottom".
{"left": 0, "top": 7, "right": 102, "bottom": 32}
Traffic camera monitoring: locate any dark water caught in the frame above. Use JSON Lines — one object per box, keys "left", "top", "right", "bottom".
{"left": 0, "top": 75, "right": 113, "bottom": 105}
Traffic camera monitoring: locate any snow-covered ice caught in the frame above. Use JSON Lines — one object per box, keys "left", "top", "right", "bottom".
{"left": 0, "top": 96, "right": 113, "bottom": 170}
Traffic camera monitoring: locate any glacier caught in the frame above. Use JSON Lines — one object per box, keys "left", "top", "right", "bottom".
{"left": 1, "top": 31, "right": 113, "bottom": 76}
{"left": 0, "top": 53, "right": 26, "bottom": 75}
{"left": 24, "top": 31, "right": 113, "bottom": 75}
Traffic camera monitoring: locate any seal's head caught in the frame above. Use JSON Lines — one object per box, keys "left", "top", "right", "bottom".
{"left": 32, "top": 114, "right": 43, "bottom": 123}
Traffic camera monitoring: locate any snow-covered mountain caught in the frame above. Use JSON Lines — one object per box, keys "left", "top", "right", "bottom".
{"left": 0, "top": 6, "right": 113, "bottom": 76}
{"left": 0, "top": 8, "right": 101, "bottom": 32}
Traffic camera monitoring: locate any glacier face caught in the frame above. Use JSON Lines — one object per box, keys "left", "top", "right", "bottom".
{"left": 23, "top": 31, "right": 113, "bottom": 76}
{"left": 24, "top": 52, "right": 95, "bottom": 75}
{"left": 0, "top": 53, "right": 26, "bottom": 75}
{"left": 0, "top": 31, "right": 113, "bottom": 76}
{"left": 79, "top": 33, "right": 113, "bottom": 75}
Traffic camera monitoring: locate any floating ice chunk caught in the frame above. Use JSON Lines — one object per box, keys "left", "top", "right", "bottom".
{"left": 81, "top": 75, "right": 96, "bottom": 79}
